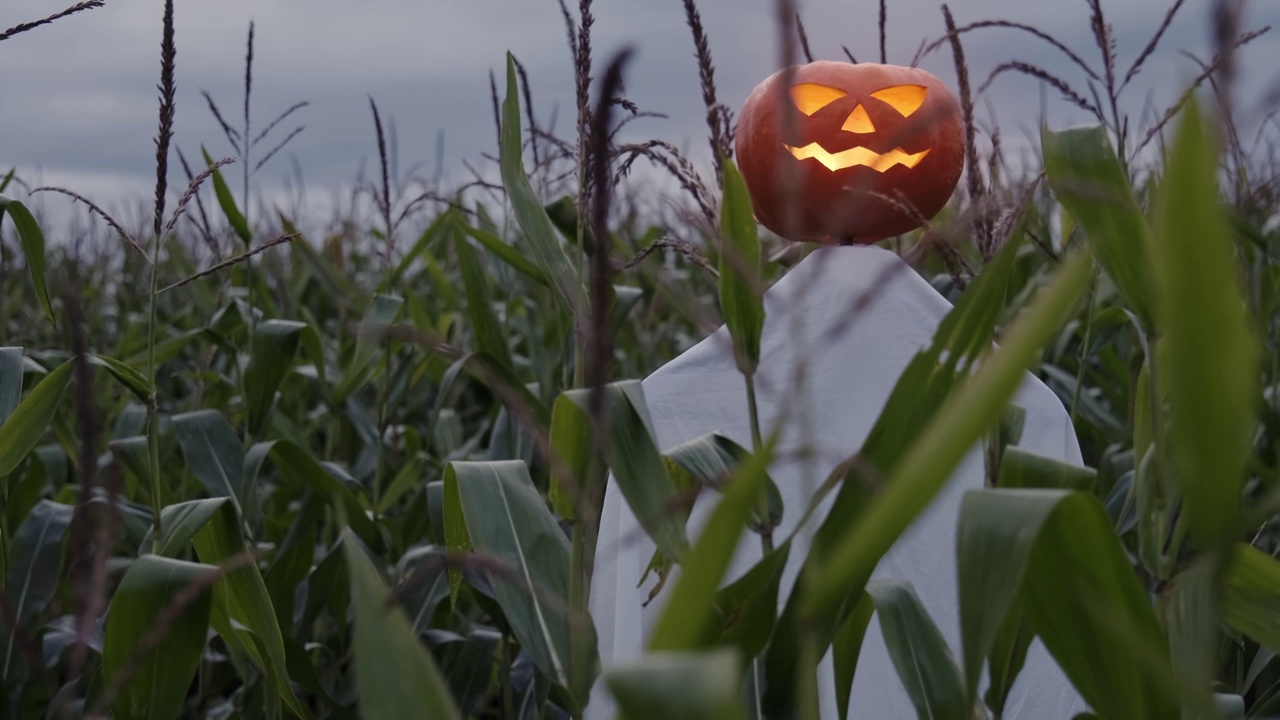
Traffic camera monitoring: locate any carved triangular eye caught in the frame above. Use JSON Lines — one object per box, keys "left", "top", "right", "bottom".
{"left": 790, "top": 83, "right": 847, "bottom": 115}
{"left": 842, "top": 104, "right": 875, "bottom": 133}
{"left": 870, "top": 85, "right": 927, "bottom": 116}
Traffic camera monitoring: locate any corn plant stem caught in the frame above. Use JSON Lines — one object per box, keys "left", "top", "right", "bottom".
{"left": 575, "top": 167, "right": 588, "bottom": 299}
{"left": 500, "top": 634, "right": 516, "bottom": 719}
{"left": 325, "top": 410, "right": 339, "bottom": 461}
{"left": 989, "top": 622, "right": 1028, "bottom": 720}
{"left": 571, "top": 343, "right": 583, "bottom": 393}
{"left": 372, "top": 341, "right": 391, "bottom": 511}
{"left": 744, "top": 373, "right": 774, "bottom": 553}
{"left": 1118, "top": 347, "right": 1152, "bottom": 549}
{"left": 569, "top": 322, "right": 593, "bottom": 717}
{"left": 568, "top": 101, "right": 594, "bottom": 717}
{"left": 1069, "top": 266, "right": 1100, "bottom": 422}
{"left": 236, "top": 346, "right": 252, "bottom": 450}
{"left": 569, "top": 522, "right": 589, "bottom": 718}
{"left": 243, "top": 102, "right": 256, "bottom": 339}
{"left": 1145, "top": 332, "right": 1175, "bottom": 577}
{"left": 244, "top": 242, "right": 256, "bottom": 344}
{"left": 146, "top": 234, "right": 164, "bottom": 546}
{"left": 0, "top": 508, "right": 9, "bottom": 592}
{"left": 797, "top": 627, "right": 822, "bottom": 720}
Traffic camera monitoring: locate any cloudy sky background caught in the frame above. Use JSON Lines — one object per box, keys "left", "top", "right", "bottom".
{"left": 3, "top": 0, "right": 1278, "bottom": 232}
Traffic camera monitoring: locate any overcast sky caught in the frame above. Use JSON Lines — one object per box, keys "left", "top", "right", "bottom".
{"left": 3, "top": 0, "right": 1278, "bottom": 229}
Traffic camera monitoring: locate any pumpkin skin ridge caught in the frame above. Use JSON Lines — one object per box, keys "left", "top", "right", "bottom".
{"left": 734, "top": 61, "right": 965, "bottom": 244}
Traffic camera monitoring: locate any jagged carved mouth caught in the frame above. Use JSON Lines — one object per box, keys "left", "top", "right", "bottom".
{"left": 784, "top": 143, "right": 931, "bottom": 173}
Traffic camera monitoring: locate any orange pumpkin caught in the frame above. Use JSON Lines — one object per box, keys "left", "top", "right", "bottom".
{"left": 734, "top": 61, "right": 965, "bottom": 243}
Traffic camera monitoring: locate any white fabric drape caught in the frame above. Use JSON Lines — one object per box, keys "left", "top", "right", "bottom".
{"left": 588, "top": 245, "right": 1088, "bottom": 719}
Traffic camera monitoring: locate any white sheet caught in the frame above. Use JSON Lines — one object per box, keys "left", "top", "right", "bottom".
{"left": 588, "top": 245, "right": 1087, "bottom": 718}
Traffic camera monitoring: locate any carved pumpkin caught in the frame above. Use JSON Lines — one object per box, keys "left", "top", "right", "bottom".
{"left": 734, "top": 61, "right": 965, "bottom": 243}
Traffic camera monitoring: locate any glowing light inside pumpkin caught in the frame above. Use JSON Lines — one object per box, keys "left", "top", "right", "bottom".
{"left": 842, "top": 104, "right": 876, "bottom": 133}
{"left": 784, "top": 143, "right": 931, "bottom": 172}
{"left": 790, "top": 83, "right": 848, "bottom": 115}
{"left": 789, "top": 82, "right": 929, "bottom": 118}
{"left": 783, "top": 82, "right": 935, "bottom": 172}
{"left": 869, "top": 85, "right": 927, "bottom": 116}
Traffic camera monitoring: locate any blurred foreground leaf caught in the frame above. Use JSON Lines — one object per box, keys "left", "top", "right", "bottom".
{"left": 1153, "top": 99, "right": 1259, "bottom": 547}
{"left": 957, "top": 489, "right": 1178, "bottom": 718}
{"left": 607, "top": 649, "right": 746, "bottom": 720}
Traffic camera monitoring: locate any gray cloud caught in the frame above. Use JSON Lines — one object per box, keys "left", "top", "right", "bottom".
{"left": 3, "top": 0, "right": 1277, "bottom": 226}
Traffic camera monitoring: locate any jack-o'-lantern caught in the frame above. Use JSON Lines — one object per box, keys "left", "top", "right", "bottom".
{"left": 734, "top": 61, "right": 965, "bottom": 243}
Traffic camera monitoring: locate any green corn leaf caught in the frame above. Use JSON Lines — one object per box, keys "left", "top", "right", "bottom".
{"left": 563, "top": 381, "right": 689, "bottom": 562}
{"left": 173, "top": 409, "right": 245, "bottom": 510}
{"left": 833, "top": 592, "right": 874, "bottom": 720}
{"left": 499, "top": 52, "right": 584, "bottom": 315}
{"left": 0, "top": 347, "right": 24, "bottom": 425}
{"left": 547, "top": 391, "right": 600, "bottom": 522}
{"left": 343, "top": 529, "right": 462, "bottom": 720}
{"left": 607, "top": 649, "right": 747, "bottom": 720}
{"left": 102, "top": 556, "right": 217, "bottom": 720}
{"left": 649, "top": 436, "right": 774, "bottom": 651}
{"left": 866, "top": 580, "right": 969, "bottom": 720}
{"left": 957, "top": 489, "right": 1179, "bottom": 718}
{"left": 244, "top": 319, "right": 306, "bottom": 436}
{"left": 2, "top": 500, "right": 73, "bottom": 680}
{"left": 717, "top": 158, "right": 764, "bottom": 376}
{"left": 445, "top": 459, "right": 595, "bottom": 708}
{"left": 190, "top": 498, "right": 304, "bottom": 717}
{"left": 1223, "top": 544, "right": 1280, "bottom": 655}
{"left": 0, "top": 359, "right": 72, "bottom": 478}
{"left": 456, "top": 220, "right": 549, "bottom": 287}
{"left": 143, "top": 497, "right": 230, "bottom": 559}
{"left": 455, "top": 229, "right": 514, "bottom": 370}
{"left": 1153, "top": 98, "right": 1260, "bottom": 546}
{"left": 245, "top": 440, "right": 380, "bottom": 548}
{"left": 336, "top": 295, "right": 403, "bottom": 401}
{"left": 203, "top": 147, "right": 252, "bottom": 244}
{"left": 0, "top": 195, "right": 56, "bottom": 328}
{"left": 1042, "top": 125, "right": 1155, "bottom": 328}
{"left": 86, "top": 354, "right": 152, "bottom": 403}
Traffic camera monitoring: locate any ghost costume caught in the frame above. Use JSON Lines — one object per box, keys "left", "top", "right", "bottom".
{"left": 588, "top": 245, "right": 1088, "bottom": 718}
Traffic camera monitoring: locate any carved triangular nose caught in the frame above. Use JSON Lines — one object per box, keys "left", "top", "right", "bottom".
{"left": 842, "top": 103, "right": 875, "bottom": 133}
